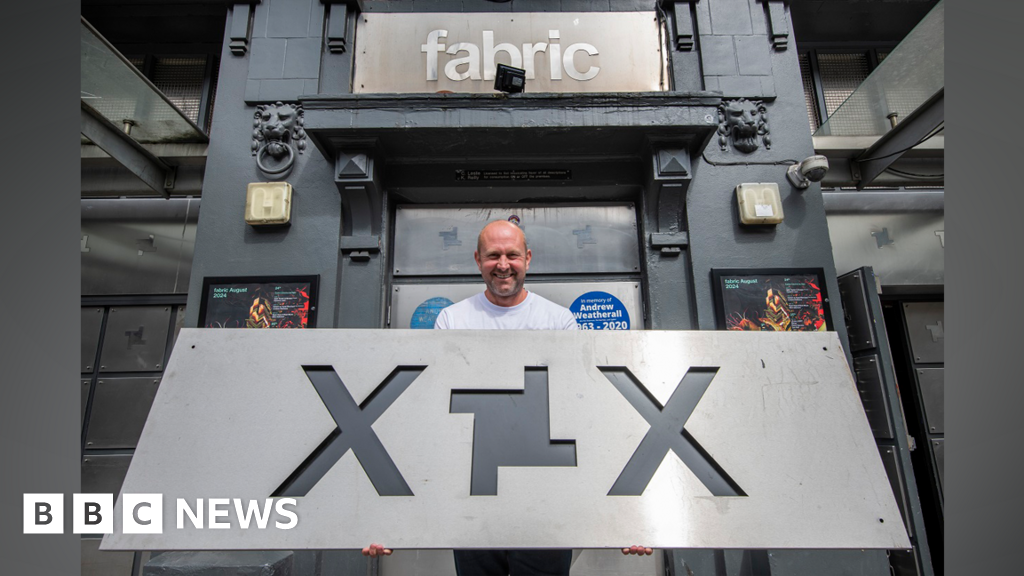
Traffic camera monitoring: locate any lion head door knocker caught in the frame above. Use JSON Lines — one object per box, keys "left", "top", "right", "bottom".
{"left": 718, "top": 99, "right": 771, "bottom": 153}
{"left": 252, "top": 102, "right": 306, "bottom": 175}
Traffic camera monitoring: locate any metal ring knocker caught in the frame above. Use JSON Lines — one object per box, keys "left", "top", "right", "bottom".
{"left": 255, "top": 142, "right": 295, "bottom": 175}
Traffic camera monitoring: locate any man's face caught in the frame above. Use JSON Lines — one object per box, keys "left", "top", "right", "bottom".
{"left": 474, "top": 222, "right": 531, "bottom": 305}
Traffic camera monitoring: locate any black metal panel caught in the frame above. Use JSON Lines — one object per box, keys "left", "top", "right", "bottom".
{"left": 838, "top": 270, "right": 877, "bottom": 353}
{"left": 82, "top": 537, "right": 135, "bottom": 576}
{"left": 916, "top": 368, "right": 944, "bottom": 434}
{"left": 902, "top": 302, "right": 944, "bottom": 364}
{"left": 82, "top": 307, "right": 105, "bottom": 373}
{"left": 931, "top": 438, "right": 943, "bottom": 495}
{"left": 888, "top": 549, "right": 923, "bottom": 576}
{"left": 81, "top": 454, "right": 132, "bottom": 496}
{"left": 768, "top": 549, "right": 889, "bottom": 576}
{"left": 878, "top": 446, "right": 912, "bottom": 538}
{"left": 853, "top": 355, "right": 894, "bottom": 440}
{"left": 85, "top": 377, "right": 161, "bottom": 449}
{"left": 98, "top": 306, "right": 172, "bottom": 372}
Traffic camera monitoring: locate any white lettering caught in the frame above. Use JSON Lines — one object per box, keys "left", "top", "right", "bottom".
{"left": 549, "top": 30, "right": 562, "bottom": 80}
{"left": 233, "top": 498, "right": 274, "bottom": 530}
{"left": 445, "top": 42, "right": 481, "bottom": 81}
{"left": 522, "top": 42, "right": 548, "bottom": 80}
{"left": 420, "top": 29, "right": 448, "bottom": 81}
{"left": 563, "top": 43, "right": 600, "bottom": 81}
{"left": 483, "top": 30, "right": 522, "bottom": 81}
{"left": 208, "top": 498, "right": 230, "bottom": 529}
{"left": 275, "top": 499, "right": 299, "bottom": 530}
{"left": 176, "top": 498, "right": 203, "bottom": 529}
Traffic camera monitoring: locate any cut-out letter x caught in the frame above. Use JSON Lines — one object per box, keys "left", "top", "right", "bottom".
{"left": 599, "top": 366, "right": 746, "bottom": 497}
{"left": 272, "top": 365, "right": 425, "bottom": 497}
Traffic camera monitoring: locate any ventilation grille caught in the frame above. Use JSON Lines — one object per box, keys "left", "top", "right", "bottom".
{"left": 799, "top": 52, "right": 820, "bottom": 133}
{"left": 151, "top": 56, "right": 207, "bottom": 126}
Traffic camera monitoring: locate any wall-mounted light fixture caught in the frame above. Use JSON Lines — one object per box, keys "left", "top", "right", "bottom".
{"left": 494, "top": 64, "right": 526, "bottom": 94}
{"left": 736, "top": 183, "right": 783, "bottom": 225}
{"left": 245, "top": 182, "right": 292, "bottom": 226}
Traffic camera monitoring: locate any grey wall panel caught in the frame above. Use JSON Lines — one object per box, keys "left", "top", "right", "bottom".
{"left": 81, "top": 198, "right": 198, "bottom": 296}
{"left": 917, "top": 368, "right": 944, "bottom": 434}
{"left": 837, "top": 271, "right": 876, "bottom": 353}
{"left": 903, "top": 302, "right": 944, "bottom": 364}
{"left": 879, "top": 446, "right": 912, "bottom": 538}
{"left": 391, "top": 282, "right": 642, "bottom": 330}
{"left": 825, "top": 212, "right": 944, "bottom": 288}
{"left": 82, "top": 307, "right": 105, "bottom": 372}
{"left": 82, "top": 537, "right": 135, "bottom": 576}
{"left": 99, "top": 306, "right": 172, "bottom": 372}
{"left": 82, "top": 379, "right": 91, "bottom": 426}
{"left": 82, "top": 454, "right": 132, "bottom": 496}
{"left": 853, "top": 355, "right": 894, "bottom": 440}
{"left": 393, "top": 205, "right": 640, "bottom": 276}
{"left": 768, "top": 549, "right": 889, "bottom": 576}
{"left": 931, "top": 439, "right": 943, "bottom": 494}
{"left": 85, "top": 377, "right": 162, "bottom": 449}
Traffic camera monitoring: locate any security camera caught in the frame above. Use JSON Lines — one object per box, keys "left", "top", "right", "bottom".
{"left": 787, "top": 155, "right": 830, "bottom": 189}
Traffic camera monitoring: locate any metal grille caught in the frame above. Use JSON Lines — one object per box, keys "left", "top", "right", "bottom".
{"left": 817, "top": 52, "right": 878, "bottom": 135}
{"left": 818, "top": 52, "right": 869, "bottom": 116}
{"left": 877, "top": 51, "right": 889, "bottom": 63}
{"left": 799, "top": 52, "right": 820, "bottom": 133}
{"left": 151, "top": 56, "right": 207, "bottom": 126}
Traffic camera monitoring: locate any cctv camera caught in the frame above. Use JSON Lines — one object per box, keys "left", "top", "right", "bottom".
{"left": 787, "top": 155, "right": 830, "bottom": 189}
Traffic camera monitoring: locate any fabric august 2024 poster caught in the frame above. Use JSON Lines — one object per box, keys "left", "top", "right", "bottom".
{"left": 721, "top": 274, "right": 827, "bottom": 332}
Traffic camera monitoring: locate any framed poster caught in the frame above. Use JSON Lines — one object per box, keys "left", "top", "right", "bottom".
{"left": 712, "top": 268, "right": 831, "bottom": 331}
{"left": 198, "top": 275, "right": 318, "bottom": 329}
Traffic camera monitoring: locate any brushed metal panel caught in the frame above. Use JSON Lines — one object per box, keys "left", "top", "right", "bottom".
{"left": 82, "top": 537, "right": 135, "bottom": 576}
{"left": 852, "top": 355, "right": 894, "bottom": 440}
{"left": 354, "top": 12, "right": 666, "bottom": 94}
{"left": 104, "top": 330, "right": 908, "bottom": 550}
{"left": 83, "top": 307, "right": 105, "bottom": 372}
{"left": 902, "top": 302, "right": 944, "bottom": 364}
{"left": 81, "top": 198, "right": 196, "bottom": 296}
{"left": 99, "top": 306, "right": 172, "bottom": 372}
{"left": 825, "top": 212, "right": 944, "bottom": 287}
{"left": 82, "top": 454, "right": 132, "bottom": 496}
{"left": 86, "top": 377, "right": 162, "bottom": 449}
{"left": 916, "top": 368, "right": 943, "bottom": 434}
{"left": 393, "top": 205, "right": 640, "bottom": 276}
{"left": 931, "top": 439, "right": 943, "bottom": 494}
{"left": 392, "top": 282, "right": 642, "bottom": 330}
{"left": 837, "top": 271, "right": 876, "bottom": 352}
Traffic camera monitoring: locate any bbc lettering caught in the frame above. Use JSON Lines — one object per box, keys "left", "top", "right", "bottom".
{"left": 23, "top": 494, "right": 298, "bottom": 534}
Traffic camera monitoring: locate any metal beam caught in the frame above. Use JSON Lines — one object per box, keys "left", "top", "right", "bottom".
{"left": 80, "top": 101, "right": 174, "bottom": 198}
{"left": 855, "top": 88, "right": 944, "bottom": 189}
{"left": 822, "top": 190, "right": 944, "bottom": 213}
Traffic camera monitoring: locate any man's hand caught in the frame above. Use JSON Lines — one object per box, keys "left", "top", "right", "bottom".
{"left": 361, "top": 543, "right": 392, "bottom": 557}
{"left": 621, "top": 545, "right": 654, "bottom": 556}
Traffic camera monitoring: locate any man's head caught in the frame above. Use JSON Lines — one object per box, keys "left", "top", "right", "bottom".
{"left": 474, "top": 220, "right": 532, "bottom": 307}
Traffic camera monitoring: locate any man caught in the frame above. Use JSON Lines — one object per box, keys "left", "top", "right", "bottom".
{"left": 363, "top": 219, "right": 651, "bottom": 574}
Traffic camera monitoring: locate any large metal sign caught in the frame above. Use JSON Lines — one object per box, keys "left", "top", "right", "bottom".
{"left": 103, "top": 329, "right": 909, "bottom": 550}
{"left": 353, "top": 12, "right": 667, "bottom": 94}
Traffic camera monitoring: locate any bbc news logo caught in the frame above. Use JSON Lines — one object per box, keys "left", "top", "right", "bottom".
{"left": 23, "top": 494, "right": 298, "bottom": 534}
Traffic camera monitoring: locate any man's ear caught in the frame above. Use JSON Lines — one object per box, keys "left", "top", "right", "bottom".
{"left": 474, "top": 250, "right": 482, "bottom": 269}
{"left": 524, "top": 249, "right": 532, "bottom": 270}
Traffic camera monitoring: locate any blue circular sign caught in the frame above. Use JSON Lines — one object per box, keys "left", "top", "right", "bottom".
{"left": 411, "top": 297, "right": 454, "bottom": 329}
{"left": 570, "top": 291, "right": 630, "bottom": 330}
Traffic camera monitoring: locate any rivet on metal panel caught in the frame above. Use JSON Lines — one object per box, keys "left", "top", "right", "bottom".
{"left": 84, "top": 459, "right": 90, "bottom": 463}
{"left": 157, "top": 364, "right": 162, "bottom": 369}
{"left": 96, "top": 309, "right": 102, "bottom": 313}
{"left": 86, "top": 366, "right": 92, "bottom": 371}
{"left": 87, "top": 442, "right": 93, "bottom": 446}
{"left": 930, "top": 427, "right": 936, "bottom": 431}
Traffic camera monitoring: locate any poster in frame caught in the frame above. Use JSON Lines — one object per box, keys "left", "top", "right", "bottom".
{"left": 712, "top": 268, "right": 832, "bottom": 332}
{"left": 198, "top": 275, "right": 319, "bottom": 329}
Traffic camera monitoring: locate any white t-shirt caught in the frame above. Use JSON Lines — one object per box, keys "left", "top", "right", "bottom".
{"left": 434, "top": 291, "right": 579, "bottom": 330}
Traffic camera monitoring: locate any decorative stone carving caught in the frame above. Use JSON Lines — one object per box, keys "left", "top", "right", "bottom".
{"left": 717, "top": 99, "right": 771, "bottom": 153}
{"left": 252, "top": 102, "right": 306, "bottom": 175}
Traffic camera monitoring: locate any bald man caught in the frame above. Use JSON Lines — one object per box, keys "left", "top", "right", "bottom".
{"left": 363, "top": 220, "right": 651, "bottom": 574}
{"left": 434, "top": 219, "right": 577, "bottom": 330}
